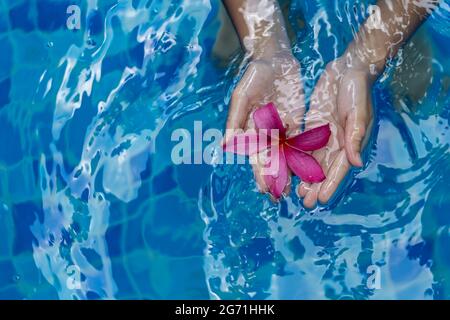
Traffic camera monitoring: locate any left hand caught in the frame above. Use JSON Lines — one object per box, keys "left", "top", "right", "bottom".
{"left": 225, "top": 51, "right": 305, "bottom": 197}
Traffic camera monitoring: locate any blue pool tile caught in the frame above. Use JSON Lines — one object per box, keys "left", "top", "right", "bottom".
{"left": 407, "top": 241, "right": 433, "bottom": 266}
{"left": 109, "top": 262, "right": 137, "bottom": 299}
{"left": 288, "top": 236, "right": 306, "bottom": 260}
{"left": 11, "top": 254, "right": 42, "bottom": 286}
{"left": 0, "top": 286, "right": 23, "bottom": 300}
{"left": 86, "top": 290, "right": 101, "bottom": 300}
{"left": 12, "top": 202, "right": 39, "bottom": 255}
{"left": 106, "top": 224, "right": 122, "bottom": 257}
{"left": 157, "top": 257, "right": 209, "bottom": 299}
{"left": 123, "top": 250, "right": 156, "bottom": 297}
{"left": 239, "top": 238, "right": 275, "bottom": 271}
{"left": 8, "top": 70, "right": 43, "bottom": 111}
{"left": 9, "top": 2, "right": 34, "bottom": 32}
{"left": 87, "top": 10, "right": 103, "bottom": 35}
{"left": 37, "top": 0, "right": 76, "bottom": 31}
{"left": 436, "top": 229, "right": 450, "bottom": 267}
{"left": 0, "top": 10, "right": 8, "bottom": 33}
{"left": 129, "top": 41, "right": 145, "bottom": 69}
{"left": 57, "top": 94, "right": 97, "bottom": 174}
{"left": 152, "top": 166, "right": 176, "bottom": 195}
{"left": 0, "top": 78, "right": 10, "bottom": 109}
{"left": 102, "top": 51, "right": 132, "bottom": 75}
{"left": 143, "top": 195, "right": 204, "bottom": 257}
{"left": 124, "top": 216, "right": 145, "bottom": 252}
{"left": 13, "top": 32, "right": 49, "bottom": 67}
{"left": 176, "top": 163, "right": 212, "bottom": 198}
{"left": 80, "top": 248, "right": 103, "bottom": 271}
{"left": 0, "top": 36, "right": 12, "bottom": 81}
{"left": 7, "top": 160, "right": 39, "bottom": 202}
{"left": 0, "top": 114, "right": 23, "bottom": 165}
{"left": 0, "top": 261, "right": 16, "bottom": 287}
{"left": 0, "top": 203, "right": 13, "bottom": 258}
{"left": 26, "top": 285, "right": 58, "bottom": 300}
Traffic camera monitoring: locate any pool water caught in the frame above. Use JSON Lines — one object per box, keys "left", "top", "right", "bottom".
{"left": 0, "top": 0, "right": 449, "bottom": 300}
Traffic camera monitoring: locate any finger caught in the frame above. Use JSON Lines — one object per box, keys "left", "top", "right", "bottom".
{"left": 225, "top": 90, "right": 250, "bottom": 141}
{"left": 297, "top": 182, "right": 310, "bottom": 198}
{"left": 300, "top": 148, "right": 328, "bottom": 208}
{"left": 302, "top": 137, "right": 343, "bottom": 207}
{"left": 253, "top": 157, "right": 293, "bottom": 197}
{"left": 337, "top": 71, "right": 372, "bottom": 167}
{"left": 303, "top": 183, "right": 321, "bottom": 209}
{"left": 251, "top": 159, "right": 268, "bottom": 193}
{"left": 318, "top": 149, "right": 351, "bottom": 204}
{"left": 283, "top": 170, "right": 292, "bottom": 197}
{"left": 344, "top": 112, "right": 366, "bottom": 167}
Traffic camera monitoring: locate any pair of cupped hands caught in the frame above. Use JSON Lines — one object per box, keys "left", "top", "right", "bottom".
{"left": 225, "top": 51, "right": 374, "bottom": 208}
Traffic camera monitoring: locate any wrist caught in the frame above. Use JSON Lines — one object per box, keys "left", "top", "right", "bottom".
{"left": 246, "top": 35, "right": 291, "bottom": 60}
{"left": 343, "top": 8, "right": 400, "bottom": 79}
{"left": 247, "top": 45, "right": 300, "bottom": 78}
{"left": 237, "top": 0, "right": 292, "bottom": 61}
{"left": 343, "top": 35, "right": 388, "bottom": 81}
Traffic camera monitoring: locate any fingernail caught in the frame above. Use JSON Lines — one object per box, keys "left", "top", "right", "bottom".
{"left": 356, "top": 154, "right": 363, "bottom": 167}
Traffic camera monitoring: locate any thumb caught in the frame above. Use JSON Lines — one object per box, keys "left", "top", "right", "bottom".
{"left": 224, "top": 89, "right": 250, "bottom": 143}
{"left": 344, "top": 112, "right": 368, "bottom": 167}
{"left": 225, "top": 62, "right": 265, "bottom": 141}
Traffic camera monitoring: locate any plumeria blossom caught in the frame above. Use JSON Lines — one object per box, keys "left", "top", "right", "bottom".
{"left": 224, "top": 102, "right": 331, "bottom": 199}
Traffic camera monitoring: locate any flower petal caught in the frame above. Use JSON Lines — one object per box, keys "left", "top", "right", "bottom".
{"left": 284, "top": 146, "right": 325, "bottom": 183}
{"left": 253, "top": 102, "right": 286, "bottom": 137}
{"left": 262, "top": 146, "right": 288, "bottom": 199}
{"left": 285, "top": 124, "right": 331, "bottom": 151}
{"left": 223, "top": 132, "right": 270, "bottom": 155}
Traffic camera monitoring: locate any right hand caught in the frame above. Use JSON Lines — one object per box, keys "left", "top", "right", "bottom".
{"left": 298, "top": 57, "right": 375, "bottom": 208}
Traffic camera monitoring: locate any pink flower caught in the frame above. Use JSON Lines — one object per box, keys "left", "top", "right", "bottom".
{"left": 224, "top": 102, "right": 331, "bottom": 199}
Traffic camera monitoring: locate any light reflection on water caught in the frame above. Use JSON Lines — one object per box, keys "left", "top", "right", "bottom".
{"left": 0, "top": 0, "right": 448, "bottom": 299}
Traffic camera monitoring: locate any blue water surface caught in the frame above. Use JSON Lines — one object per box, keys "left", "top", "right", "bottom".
{"left": 0, "top": 0, "right": 449, "bottom": 300}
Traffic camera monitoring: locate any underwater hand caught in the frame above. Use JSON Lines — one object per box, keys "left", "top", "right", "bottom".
{"left": 225, "top": 52, "right": 305, "bottom": 196}
{"left": 298, "top": 58, "right": 374, "bottom": 208}
{"left": 295, "top": 0, "right": 439, "bottom": 208}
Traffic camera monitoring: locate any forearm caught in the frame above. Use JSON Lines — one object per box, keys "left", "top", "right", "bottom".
{"left": 347, "top": 0, "right": 439, "bottom": 75}
{"left": 222, "top": 0, "right": 291, "bottom": 59}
